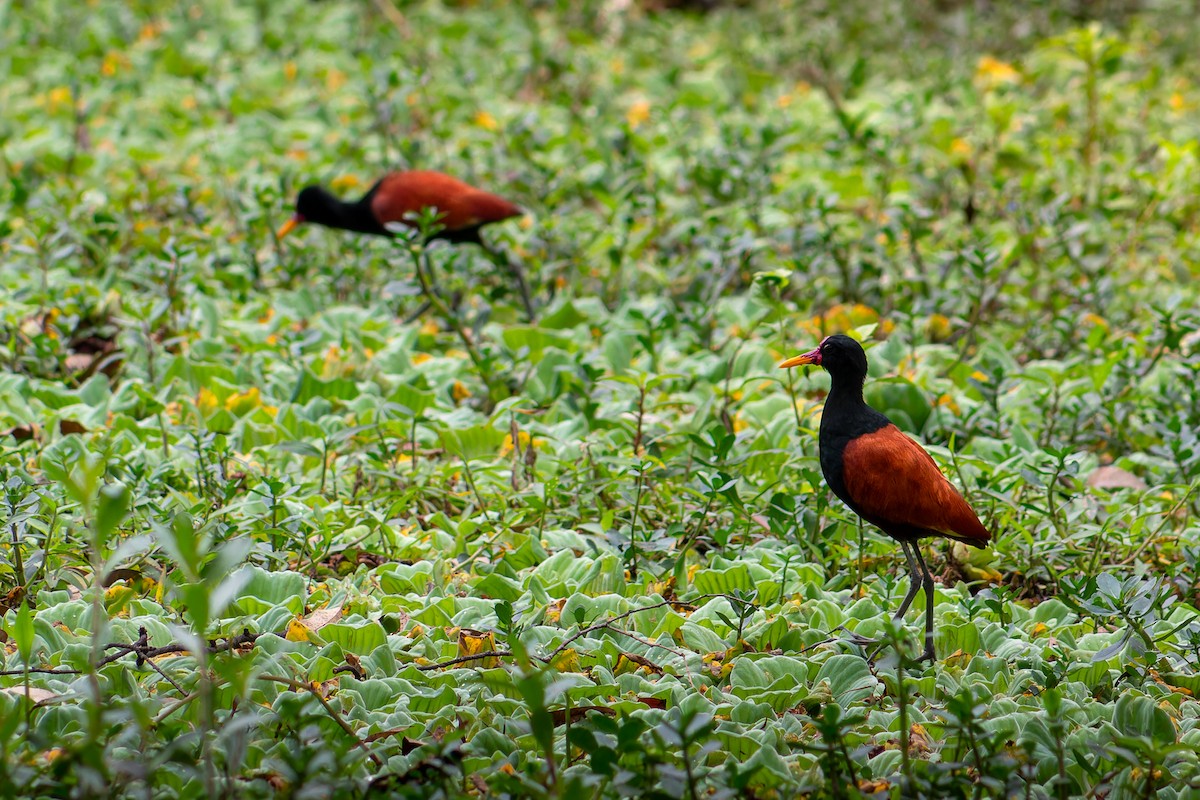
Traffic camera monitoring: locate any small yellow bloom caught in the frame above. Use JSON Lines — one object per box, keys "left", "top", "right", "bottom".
{"left": 419, "top": 319, "right": 439, "bottom": 336}
{"left": 324, "top": 68, "right": 346, "bottom": 92}
{"left": 473, "top": 110, "right": 499, "bottom": 131}
{"left": 196, "top": 387, "right": 218, "bottom": 415}
{"left": 1170, "top": 92, "right": 1185, "bottom": 111}
{"left": 286, "top": 148, "right": 307, "bottom": 162}
{"left": 975, "top": 56, "right": 1020, "bottom": 87}
{"left": 776, "top": 93, "right": 794, "bottom": 109}
{"left": 970, "top": 370, "right": 988, "bottom": 383}
{"left": 926, "top": 313, "right": 952, "bottom": 341}
{"left": 138, "top": 21, "right": 162, "bottom": 42}
{"left": 500, "top": 431, "right": 533, "bottom": 456}
{"left": 451, "top": 381, "right": 471, "bottom": 402}
{"left": 1082, "top": 313, "right": 1108, "bottom": 329}
{"left": 46, "top": 86, "right": 72, "bottom": 112}
{"left": 225, "top": 387, "right": 262, "bottom": 415}
{"left": 101, "top": 51, "right": 130, "bottom": 77}
{"left": 950, "top": 137, "right": 973, "bottom": 159}
{"left": 626, "top": 100, "right": 651, "bottom": 129}
{"left": 181, "top": 95, "right": 197, "bottom": 111}
{"left": 284, "top": 61, "right": 297, "bottom": 82}
{"left": 411, "top": 352, "right": 432, "bottom": 365}
{"left": 330, "top": 174, "right": 361, "bottom": 192}
{"left": 935, "top": 394, "right": 961, "bottom": 415}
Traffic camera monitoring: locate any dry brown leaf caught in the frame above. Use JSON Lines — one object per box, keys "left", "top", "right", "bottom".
{"left": 2, "top": 687, "right": 58, "bottom": 704}
{"left": 1087, "top": 466, "right": 1146, "bottom": 491}
{"left": 302, "top": 603, "right": 344, "bottom": 632}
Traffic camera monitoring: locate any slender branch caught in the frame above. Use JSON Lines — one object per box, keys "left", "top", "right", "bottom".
{"left": 259, "top": 674, "right": 383, "bottom": 767}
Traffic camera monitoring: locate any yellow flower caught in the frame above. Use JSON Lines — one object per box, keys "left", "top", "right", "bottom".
{"left": 411, "top": 352, "right": 432, "bottom": 365}
{"left": 926, "top": 313, "right": 952, "bottom": 341}
{"left": 970, "top": 370, "right": 988, "bottom": 383}
{"left": 1082, "top": 313, "right": 1108, "bottom": 329}
{"left": 950, "top": 137, "right": 973, "bottom": 160}
{"left": 225, "top": 387, "right": 262, "bottom": 415}
{"left": 732, "top": 413, "right": 748, "bottom": 433}
{"left": 1170, "top": 92, "right": 1185, "bottom": 111}
{"left": 138, "top": 21, "right": 162, "bottom": 42}
{"left": 975, "top": 56, "right": 1020, "bottom": 87}
{"left": 324, "top": 68, "right": 346, "bottom": 92}
{"left": 626, "top": 100, "right": 651, "bottom": 129}
{"left": 500, "top": 430, "right": 532, "bottom": 456}
{"left": 935, "top": 394, "right": 961, "bottom": 415}
{"left": 451, "top": 381, "right": 471, "bottom": 402}
{"left": 776, "top": 93, "right": 794, "bottom": 109}
{"left": 330, "top": 174, "right": 361, "bottom": 192}
{"left": 196, "top": 387, "right": 218, "bottom": 415}
{"left": 419, "top": 319, "right": 439, "bottom": 336}
{"left": 101, "top": 51, "right": 130, "bottom": 77}
{"left": 284, "top": 61, "right": 297, "bottom": 82}
{"left": 46, "top": 86, "right": 72, "bottom": 112}
{"left": 474, "top": 110, "right": 499, "bottom": 131}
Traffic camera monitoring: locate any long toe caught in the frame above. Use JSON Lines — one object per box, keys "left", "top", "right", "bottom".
{"left": 835, "top": 625, "right": 879, "bottom": 647}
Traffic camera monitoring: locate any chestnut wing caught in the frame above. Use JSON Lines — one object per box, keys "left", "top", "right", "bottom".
{"left": 841, "top": 425, "right": 990, "bottom": 546}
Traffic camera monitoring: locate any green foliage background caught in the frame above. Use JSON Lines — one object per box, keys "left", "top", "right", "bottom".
{"left": 3, "top": 0, "right": 1200, "bottom": 796}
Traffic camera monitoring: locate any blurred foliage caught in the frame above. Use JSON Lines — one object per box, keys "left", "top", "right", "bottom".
{"left": 4, "top": 0, "right": 1200, "bottom": 796}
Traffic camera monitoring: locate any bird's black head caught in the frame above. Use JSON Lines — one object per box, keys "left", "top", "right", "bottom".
{"left": 779, "top": 333, "right": 869, "bottom": 386}
{"left": 277, "top": 184, "right": 374, "bottom": 238}
{"left": 294, "top": 185, "right": 342, "bottom": 224}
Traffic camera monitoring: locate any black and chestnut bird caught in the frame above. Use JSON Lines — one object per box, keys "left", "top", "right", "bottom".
{"left": 780, "top": 334, "right": 990, "bottom": 662}
{"left": 277, "top": 169, "right": 535, "bottom": 319}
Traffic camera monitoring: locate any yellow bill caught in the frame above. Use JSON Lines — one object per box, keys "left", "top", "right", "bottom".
{"left": 779, "top": 347, "right": 822, "bottom": 369}
{"left": 276, "top": 215, "right": 302, "bottom": 239}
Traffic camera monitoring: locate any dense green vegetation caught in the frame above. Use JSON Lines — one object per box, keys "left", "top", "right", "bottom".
{"left": 4, "top": 0, "right": 1200, "bottom": 796}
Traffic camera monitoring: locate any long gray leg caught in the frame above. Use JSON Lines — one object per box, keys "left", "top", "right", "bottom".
{"left": 864, "top": 541, "right": 922, "bottom": 662}
{"left": 892, "top": 540, "right": 922, "bottom": 620}
{"left": 912, "top": 544, "right": 937, "bottom": 662}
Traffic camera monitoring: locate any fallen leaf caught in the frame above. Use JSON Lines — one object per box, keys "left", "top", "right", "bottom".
{"left": 1, "top": 687, "right": 58, "bottom": 704}
{"left": 1087, "top": 466, "right": 1146, "bottom": 491}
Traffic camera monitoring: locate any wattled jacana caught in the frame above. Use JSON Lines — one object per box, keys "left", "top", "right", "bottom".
{"left": 780, "top": 334, "right": 990, "bottom": 662}
{"left": 277, "top": 170, "right": 535, "bottom": 319}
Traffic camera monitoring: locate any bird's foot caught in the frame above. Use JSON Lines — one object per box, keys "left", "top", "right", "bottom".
{"left": 834, "top": 625, "right": 879, "bottom": 648}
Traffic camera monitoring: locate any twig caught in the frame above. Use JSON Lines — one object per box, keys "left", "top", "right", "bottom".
{"left": 0, "top": 628, "right": 269, "bottom": 677}
{"left": 369, "top": 0, "right": 410, "bottom": 38}
{"left": 549, "top": 600, "right": 694, "bottom": 658}
{"left": 416, "top": 650, "right": 522, "bottom": 671}
{"left": 259, "top": 674, "right": 383, "bottom": 767}
{"left": 407, "top": 243, "right": 501, "bottom": 399}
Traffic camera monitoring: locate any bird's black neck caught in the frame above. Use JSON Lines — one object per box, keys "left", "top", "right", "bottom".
{"left": 818, "top": 371, "right": 888, "bottom": 510}
{"left": 333, "top": 193, "right": 389, "bottom": 236}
